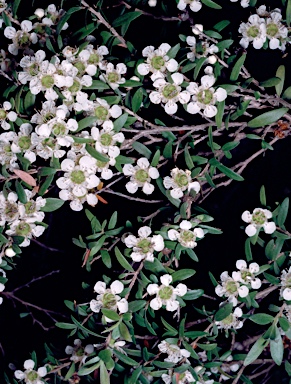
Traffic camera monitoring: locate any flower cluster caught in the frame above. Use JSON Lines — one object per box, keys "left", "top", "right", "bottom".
{"left": 215, "top": 260, "right": 261, "bottom": 308}
{"left": 239, "top": 7, "right": 289, "bottom": 50}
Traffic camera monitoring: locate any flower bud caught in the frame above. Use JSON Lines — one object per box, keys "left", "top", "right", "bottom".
{"left": 148, "top": 0, "right": 157, "bottom": 6}
{"left": 5, "top": 248, "right": 16, "bottom": 257}
{"left": 208, "top": 55, "right": 217, "bottom": 64}
{"left": 34, "top": 8, "right": 45, "bottom": 18}
{"left": 192, "top": 24, "right": 203, "bottom": 35}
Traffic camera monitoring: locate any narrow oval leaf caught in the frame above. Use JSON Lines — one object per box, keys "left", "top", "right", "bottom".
{"left": 172, "top": 269, "right": 196, "bottom": 282}
{"left": 249, "top": 313, "right": 274, "bottom": 325}
{"left": 248, "top": 108, "right": 289, "bottom": 128}
{"left": 230, "top": 54, "right": 246, "bottom": 82}
{"left": 244, "top": 337, "right": 269, "bottom": 366}
{"left": 41, "top": 198, "right": 65, "bottom": 212}
{"left": 201, "top": 0, "right": 222, "bottom": 9}
{"left": 275, "top": 65, "right": 285, "bottom": 96}
{"left": 14, "top": 170, "right": 37, "bottom": 187}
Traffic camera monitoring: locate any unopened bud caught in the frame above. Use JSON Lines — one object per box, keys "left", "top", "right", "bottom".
{"left": 192, "top": 24, "right": 203, "bottom": 35}
{"left": 5, "top": 248, "right": 16, "bottom": 257}
{"left": 34, "top": 8, "right": 45, "bottom": 18}
{"left": 148, "top": 0, "right": 157, "bottom": 6}
{"left": 208, "top": 55, "right": 217, "bottom": 64}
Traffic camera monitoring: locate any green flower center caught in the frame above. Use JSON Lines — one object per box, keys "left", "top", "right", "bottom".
{"left": 96, "top": 160, "right": 108, "bottom": 168}
{"left": 174, "top": 173, "right": 189, "bottom": 188}
{"left": 284, "top": 274, "right": 291, "bottom": 288}
{"left": 74, "top": 61, "right": 86, "bottom": 74}
{"left": 226, "top": 280, "right": 238, "bottom": 295}
{"left": 16, "top": 222, "right": 31, "bottom": 236}
{"left": 18, "top": 136, "right": 31, "bottom": 150}
{"left": 68, "top": 79, "right": 81, "bottom": 94}
{"left": 158, "top": 286, "right": 174, "bottom": 300}
{"left": 151, "top": 55, "right": 165, "bottom": 70}
{"left": 89, "top": 53, "right": 100, "bottom": 65}
{"left": 42, "top": 137, "right": 56, "bottom": 149}
{"left": 180, "top": 230, "right": 195, "bottom": 243}
{"left": 70, "top": 170, "right": 86, "bottom": 184}
{"left": 41, "top": 75, "right": 54, "bottom": 89}
{"left": 26, "top": 371, "right": 39, "bottom": 381}
{"left": 137, "top": 238, "right": 152, "bottom": 254}
{"left": 102, "top": 292, "right": 117, "bottom": 309}
{"left": 25, "top": 201, "right": 36, "bottom": 215}
{"left": 53, "top": 123, "right": 66, "bottom": 136}
{"left": 241, "top": 270, "right": 252, "bottom": 281}
{"left": 135, "top": 169, "right": 149, "bottom": 183}
{"left": 197, "top": 89, "right": 213, "bottom": 105}
{"left": 222, "top": 313, "right": 234, "bottom": 325}
{"left": 247, "top": 26, "right": 260, "bottom": 38}
{"left": 94, "top": 106, "right": 108, "bottom": 121}
{"left": 29, "top": 63, "right": 39, "bottom": 76}
{"left": 0, "top": 109, "right": 7, "bottom": 119}
{"left": 100, "top": 133, "right": 112, "bottom": 147}
{"left": 5, "top": 202, "right": 18, "bottom": 220}
{"left": 4, "top": 144, "right": 11, "bottom": 153}
{"left": 43, "top": 112, "right": 55, "bottom": 123}
{"left": 76, "top": 347, "right": 85, "bottom": 357}
{"left": 107, "top": 72, "right": 119, "bottom": 83}
{"left": 19, "top": 32, "right": 30, "bottom": 46}
{"left": 162, "top": 84, "right": 178, "bottom": 99}
{"left": 266, "top": 23, "right": 279, "bottom": 37}
{"left": 252, "top": 210, "right": 266, "bottom": 226}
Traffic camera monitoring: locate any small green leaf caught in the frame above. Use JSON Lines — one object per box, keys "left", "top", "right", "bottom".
{"left": 119, "top": 322, "right": 132, "bottom": 342}
{"left": 113, "top": 349, "right": 139, "bottom": 366}
{"left": 15, "top": 180, "right": 27, "bottom": 204}
{"left": 278, "top": 197, "right": 289, "bottom": 227}
{"left": 85, "top": 144, "right": 109, "bottom": 162}
{"left": 260, "top": 185, "right": 266, "bottom": 206}
{"left": 194, "top": 57, "right": 207, "bottom": 80}
{"left": 101, "top": 250, "right": 112, "bottom": 268}
{"left": 270, "top": 327, "right": 284, "bottom": 365}
{"left": 260, "top": 77, "right": 281, "bottom": 87}
{"left": 113, "top": 113, "right": 128, "bottom": 132}
{"left": 215, "top": 303, "right": 233, "bottom": 321}
{"left": 84, "top": 80, "right": 110, "bottom": 90}
{"left": 248, "top": 108, "right": 288, "bottom": 128}
{"left": 244, "top": 337, "right": 269, "bottom": 366}
{"left": 167, "top": 43, "right": 180, "bottom": 59}
{"left": 275, "top": 65, "right": 285, "bottom": 97}
{"left": 132, "top": 141, "right": 152, "bottom": 159}
{"left": 128, "top": 300, "right": 147, "bottom": 312}
{"left": 249, "top": 313, "right": 274, "bottom": 325}
{"left": 132, "top": 88, "right": 143, "bottom": 113}
{"left": 282, "top": 86, "right": 291, "bottom": 100}
{"left": 65, "top": 363, "right": 76, "bottom": 380}
{"left": 100, "top": 360, "right": 110, "bottom": 384}
{"left": 245, "top": 238, "right": 252, "bottom": 262}
{"left": 55, "top": 322, "right": 76, "bottom": 330}
{"left": 114, "top": 246, "right": 134, "bottom": 272}
{"left": 172, "top": 269, "right": 196, "bottom": 282}
{"left": 287, "top": 0, "right": 291, "bottom": 26}
{"left": 41, "top": 198, "right": 65, "bottom": 212}
{"left": 101, "top": 309, "right": 120, "bottom": 321}
{"left": 213, "top": 20, "right": 230, "bottom": 32}
{"left": 108, "top": 211, "right": 118, "bottom": 230}
{"left": 230, "top": 54, "right": 247, "bottom": 82}
{"left": 184, "top": 145, "right": 194, "bottom": 170}
{"left": 201, "top": 0, "right": 222, "bottom": 9}
{"left": 112, "top": 11, "right": 142, "bottom": 27}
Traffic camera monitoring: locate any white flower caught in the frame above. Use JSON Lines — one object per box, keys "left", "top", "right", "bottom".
{"left": 124, "top": 226, "right": 164, "bottom": 262}
{"left": 91, "top": 125, "right": 124, "bottom": 159}
{"left": 5, "top": 248, "right": 16, "bottom": 257}
{"left": 43, "top": 4, "right": 68, "bottom": 30}
{"left": 87, "top": 98, "right": 122, "bottom": 125}
{"left": 149, "top": 73, "right": 190, "bottom": 115}
{"left": 280, "top": 267, "right": 291, "bottom": 301}
{"left": 0, "top": 1, "right": 7, "bottom": 13}
{"left": 230, "top": 0, "right": 249, "bottom": 7}
{"left": 0, "top": 101, "right": 17, "bottom": 130}
{"left": 123, "top": 157, "right": 159, "bottom": 195}
{"left": 241, "top": 208, "right": 276, "bottom": 237}
{"left": 147, "top": 274, "right": 187, "bottom": 312}
{"left": 216, "top": 307, "right": 243, "bottom": 330}
{"left": 18, "top": 50, "right": 46, "bottom": 84}
{"left": 232, "top": 260, "right": 261, "bottom": 289}
{"left": 187, "top": 75, "right": 227, "bottom": 118}
{"left": 163, "top": 167, "right": 200, "bottom": 199}
{"left": 56, "top": 156, "right": 100, "bottom": 211}
{"left": 238, "top": 14, "right": 267, "bottom": 49}
{"left": 90, "top": 280, "right": 128, "bottom": 319}
{"left": 4, "top": 20, "right": 38, "bottom": 55}
{"left": 215, "top": 271, "right": 249, "bottom": 306}
{"left": 158, "top": 341, "right": 190, "bottom": 363}
{"left": 168, "top": 220, "right": 204, "bottom": 248}
{"left": 186, "top": 36, "right": 218, "bottom": 63}
{"left": 177, "top": 0, "right": 202, "bottom": 13}
{"left": 14, "top": 359, "right": 47, "bottom": 384}
{"left": 65, "top": 339, "right": 94, "bottom": 363}
{"left": 265, "top": 10, "right": 288, "bottom": 50}
{"left": 100, "top": 62, "right": 127, "bottom": 90}
{"left": 137, "top": 43, "right": 178, "bottom": 81}
{"left": 10, "top": 123, "right": 36, "bottom": 163}
{"left": 5, "top": 219, "right": 46, "bottom": 247}
{"left": 0, "top": 191, "right": 19, "bottom": 225}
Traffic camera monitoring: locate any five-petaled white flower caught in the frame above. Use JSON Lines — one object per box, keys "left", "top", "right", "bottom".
{"left": 238, "top": 14, "right": 267, "bottom": 49}
{"left": 149, "top": 73, "right": 190, "bottom": 115}
{"left": 4, "top": 20, "right": 38, "bottom": 55}
{"left": 14, "top": 359, "right": 47, "bottom": 384}
{"left": 187, "top": 75, "right": 227, "bottom": 118}
{"left": 0, "top": 101, "right": 17, "bottom": 130}
{"left": 137, "top": 43, "right": 178, "bottom": 81}
{"left": 91, "top": 125, "right": 124, "bottom": 159}
{"left": 90, "top": 280, "right": 128, "bottom": 319}
{"left": 100, "top": 62, "right": 127, "bottom": 90}
{"left": 232, "top": 260, "right": 261, "bottom": 289}
{"left": 168, "top": 220, "right": 204, "bottom": 248}
{"left": 147, "top": 274, "right": 187, "bottom": 312}
{"left": 65, "top": 339, "right": 94, "bottom": 364}
{"left": 163, "top": 167, "right": 200, "bottom": 199}
{"left": 124, "top": 226, "right": 164, "bottom": 262}
{"left": 123, "top": 157, "right": 159, "bottom": 195}
{"left": 215, "top": 306, "right": 243, "bottom": 330}
{"left": 241, "top": 208, "right": 276, "bottom": 237}
{"left": 158, "top": 340, "right": 190, "bottom": 363}
{"left": 280, "top": 266, "right": 291, "bottom": 301}
{"left": 215, "top": 271, "right": 249, "bottom": 306}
